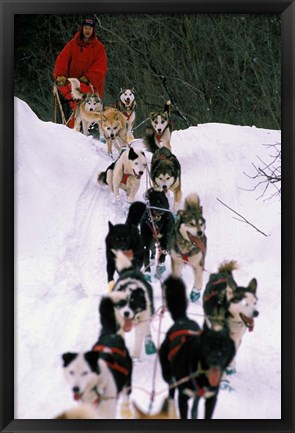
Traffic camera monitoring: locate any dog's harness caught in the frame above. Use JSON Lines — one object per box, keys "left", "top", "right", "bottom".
{"left": 167, "top": 329, "right": 202, "bottom": 362}
{"left": 121, "top": 165, "right": 132, "bottom": 185}
{"left": 203, "top": 278, "right": 228, "bottom": 302}
{"left": 153, "top": 121, "right": 172, "bottom": 143}
{"left": 122, "top": 102, "right": 136, "bottom": 120}
{"left": 92, "top": 344, "right": 130, "bottom": 376}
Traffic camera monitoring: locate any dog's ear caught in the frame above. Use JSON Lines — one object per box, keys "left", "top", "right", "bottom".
{"left": 247, "top": 278, "right": 257, "bottom": 294}
{"left": 62, "top": 352, "right": 78, "bottom": 367}
{"left": 131, "top": 87, "right": 136, "bottom": 94}
{"left": 149, "top": 112, "right": 156, "bottom": 119}
{"left": 128, "top": 147, "right": 138, "bottom": 161}
{"left": 108, "top": 221, "right": 114, "bottom": 230}
{"left": 82, "top": 94, "right": 87, "bottom": 101}
{"left": 84, "top": 351, "right": 100, "bottom": 374}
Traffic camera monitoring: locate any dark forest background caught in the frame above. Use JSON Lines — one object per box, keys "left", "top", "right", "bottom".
{"left": 14, "top": 14, "right": 281, "bottom": 135}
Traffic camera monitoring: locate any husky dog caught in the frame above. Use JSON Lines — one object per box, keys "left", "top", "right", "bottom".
{"left": 111, "top": 251, "right": 156, "bottom": 359}
{"left": 116, "top": 88, "right": 136, "bottom": 142}
{"left": 203, "top": 261, "right": 259, "bottom": 355}
{"left": 132, "top": 397, "right": 178, "bottom": 419}
{"left": 168, "top": 193, "right": 207, "bottom": 303}
{"left": 159, "top": 276, "right": 235, "bottom": 419}
{"left": 150, "top": 147, "right": 182, "bottom": 211}
{"left": 140, "top": 188, "right": 174, "bottom": 280}
{"left": 97, "top": 147, "right": 147, "bottom": 203}
{"left": 105, "top": 201, "right": 146, "bottom": 286}
{"left": 99, "top": 108, "right": 128, "bottom": 157}
{"left": 62, "top": 295, "right": 132, "bottom": 419}
{"left": 144, "top": 101, "right": 172, "bottom": 152}
{"left": 68, "top": 77, "right": 103, "bottom": 136}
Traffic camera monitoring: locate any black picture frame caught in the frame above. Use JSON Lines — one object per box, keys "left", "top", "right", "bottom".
{"left": 1, "top": 1, "right": 294, "bottom": 432}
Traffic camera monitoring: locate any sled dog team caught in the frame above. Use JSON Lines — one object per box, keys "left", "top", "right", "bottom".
{"left": 57, "top": 81, "right": 259, "bottom": 420}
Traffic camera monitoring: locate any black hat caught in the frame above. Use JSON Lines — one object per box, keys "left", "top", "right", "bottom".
{"left": 81, "top": 17, "right": 95, "bottom": 27}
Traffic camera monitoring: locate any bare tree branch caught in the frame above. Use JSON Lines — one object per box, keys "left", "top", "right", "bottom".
{"left": 217, "top": 198, "right": 268, "bottom": 237}
{"left": 242, "top": 142, "right": 281, "bottom": 201}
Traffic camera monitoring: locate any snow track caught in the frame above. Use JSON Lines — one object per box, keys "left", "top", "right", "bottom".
{"left": 15, "top": 98, "right": 281, "bottom": 419}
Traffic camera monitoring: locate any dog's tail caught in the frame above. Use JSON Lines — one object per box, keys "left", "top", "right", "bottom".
{"left": 97, "top": 171, "right": 107, "bottom": 185}
{"left": 218, "top": 260, "right": 239, "bottom": 275}
{"left": 164, "top": 100, "right": 171, "bottom": 115}
{"left": 68, "top": 78, "right": 84, "bottom": 100}
{"left": 125, "top": 201, "right": 146, "bottom": 226}
{"left": 184, "top": 192, "right": 202, "bottom": 213}
{"left": 99, "top": 295, "right": 120, "bottom": 334}
{"left": 162, "top": 275, "right": 187, "bottom": 321}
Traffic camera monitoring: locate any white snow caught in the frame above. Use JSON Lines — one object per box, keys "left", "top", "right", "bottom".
{"left": 14, "top": 96, "right": 281, "bottom": 419}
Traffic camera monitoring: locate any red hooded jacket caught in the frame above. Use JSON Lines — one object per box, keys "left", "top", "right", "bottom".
{"left": 53, "top": 29, "right": 107, "bottom": 97}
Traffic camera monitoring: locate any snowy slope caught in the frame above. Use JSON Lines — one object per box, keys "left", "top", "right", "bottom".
{"left": 14, "top": 97, "right": 281, "bottom": 419}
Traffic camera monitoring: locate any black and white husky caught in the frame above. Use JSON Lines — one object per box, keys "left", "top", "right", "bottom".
{"left": 117, "top": 88, "right": 136, "bottom": 142}
{"left": 97, "top": 147, "right": 147, "bottom": 204}
{"left": 62, "top": 296, "right": 132, "bottom": 419}
{"left": 203, "top": 261, "right": 259, "bottom": 354}
{"left": 111, "top": 251, "right": 156, "bottom": 359}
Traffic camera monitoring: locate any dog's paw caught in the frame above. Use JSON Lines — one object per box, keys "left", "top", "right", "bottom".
{"left": 144, "top": 272, "right": 152, "bottom": 283}
{"left": 112, "top": 195, "right": 121, "bottom": 205}
{"left": 189, "top": 288, "right": 201, "bottom": 303}
{"left": 225, "top": 365, "right": 237, "bottom": 376}
{"left": 154, "top": 264, "right": 166, "bottom": 279}
{"left": 220, "top": 378, "right": 235, "bottom": 392}
{"left": 120, "top": 400, "right": 132, "bottom": 419}
{"left": 145, "top": 335, "right": 157, "bottom": 355}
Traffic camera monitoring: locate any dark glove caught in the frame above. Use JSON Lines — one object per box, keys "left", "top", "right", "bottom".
{"left": 79, "top": 76, "right": 89, "bottom": 84}
{"left": 56, "top": 75, "right": 67, "bottom": 86}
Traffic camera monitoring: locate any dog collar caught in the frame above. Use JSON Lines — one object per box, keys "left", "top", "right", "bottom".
{"left": 153, "top": 122, "right": 170, "bottom": 143}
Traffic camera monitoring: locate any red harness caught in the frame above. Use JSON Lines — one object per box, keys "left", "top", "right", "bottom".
{"left": 167, "top": 329, "right": 202, "bottom": 362}
{"left": 203, "top": 278, "right": 228, "bottom": 302}
{"left": 92, "top": 344, "right": 129, "bottom": 376}
{"left": 121, "top": 165, "right": 131, "bottom": 185}
{"left": 124, "top": 111, "right": 133, "bottom": 120}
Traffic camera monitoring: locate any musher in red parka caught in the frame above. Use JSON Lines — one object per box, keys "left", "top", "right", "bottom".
{"left": 53, "top": 16, "right": 107, "bottom": 128}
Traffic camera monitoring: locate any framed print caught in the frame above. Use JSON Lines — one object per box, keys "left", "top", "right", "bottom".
{"left": 1, "top": 1, "right": 294, "bottom": 432}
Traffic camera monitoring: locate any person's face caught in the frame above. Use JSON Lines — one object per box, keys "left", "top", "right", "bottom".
{"left": 83, "top": 25, "right": 94, "bottom": 40}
